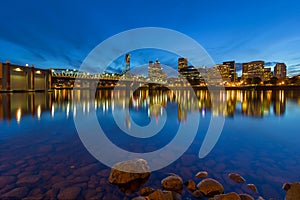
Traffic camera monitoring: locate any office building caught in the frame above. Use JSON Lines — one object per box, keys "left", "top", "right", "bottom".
{"left": 223, "top": 61, "right": 236, "bottom": 82}
{"left": 274, "top": 63, "right": 287, "bottom": 79}
{"left": 242, "top": 61, "right": 264, "bottom": 80}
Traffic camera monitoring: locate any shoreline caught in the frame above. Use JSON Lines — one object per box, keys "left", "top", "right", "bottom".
{"left": 1, "top": 85, "right": 300, "bottom": 93}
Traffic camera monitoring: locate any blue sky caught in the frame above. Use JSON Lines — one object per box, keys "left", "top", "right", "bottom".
{"left": 0, "top": 0, "right": 300, "bottom": 76}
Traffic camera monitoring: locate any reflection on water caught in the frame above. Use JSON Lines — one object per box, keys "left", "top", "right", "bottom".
{"left": 1, "top": 89, "right": 300, "bottom": 199}
{"left": 1, "top": 89, "right": 300, "bottom": 123}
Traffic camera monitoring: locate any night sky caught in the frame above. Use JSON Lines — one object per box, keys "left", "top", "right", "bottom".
{"left": 0, "top": 0, "right": 300, "bottom": 76}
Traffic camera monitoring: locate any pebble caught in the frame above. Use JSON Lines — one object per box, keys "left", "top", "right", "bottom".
{"left": 228, "top": 173, "right": 246, "bottom": 183}
{"left": 247, "top": 183, "right": 258, "bottom": 193}
{"left": 195, "top": 171, "right": 208, "bottom": 179}
{"left": 57, "top": 186, "right": 81, "bottom": 200}
{"left": 184, "top": 179, "right": 197, "bottom": 192}
{"left": 239, "top": 193, "right": 254, "bottom": 200}
{"left": 213, "top": 192, "right": 241, "bottom": 200}
{"left": 140, "top": 186, "right": 155, "bottom": 196}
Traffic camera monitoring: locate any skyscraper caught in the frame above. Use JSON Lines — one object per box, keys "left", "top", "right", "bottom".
{"left": 223, "top": 61, "right": 236, "bottom": 82}
{"left": 178, "top": 58, "right": 188, "bottom": 72}
{"left": 274, "top": 63, "right": 287, "bottom": 79}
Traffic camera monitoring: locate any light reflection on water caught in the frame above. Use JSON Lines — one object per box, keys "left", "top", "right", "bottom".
{"left": 0, "top": 89, "right": 298, "bottom": 123}
{"left": 0, "top": 89, "right": 300, "bottom": 199}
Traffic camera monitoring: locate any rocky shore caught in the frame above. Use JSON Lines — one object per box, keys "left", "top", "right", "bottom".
{"left": 109, "top": 159, "right": 300, "bottom": 200}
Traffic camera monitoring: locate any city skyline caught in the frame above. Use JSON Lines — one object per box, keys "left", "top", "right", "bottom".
{"left": 0, "top": 1, "right": 300, "bottom": 76}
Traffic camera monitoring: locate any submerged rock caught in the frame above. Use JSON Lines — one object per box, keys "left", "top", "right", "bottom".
{"left": 214, "top": 192, "right": 241, "bottom": 200}
{"left": 2, "top": 187, "right": 29, "bottom": 199}
{"left": 140, "top": 186, "right": 155, "bottom": 196}
{"left": 192, "top": 190, "right": 203, "bottom": 199}
{"left": 239, "top": 193, "right": 254, "bottom": 200}
{"left": 195, "top": 171, "right": 208, "bottom": 179}
{"left": 57, "top": 186, "right": 81, "bottom": 200}
{"left": 284, "top": 182, "right": 300, "bottom": 200}
{"left": 161, "top": 174, "right": 183, "bottom": 193}
{"left": 108, "top": 158, "right": 150, "bottom": 194}
{"left": 228, "top": 173, "right": 246, "bottom": 183}
{"left": 184, "top": 179, "right": 197, "bottom": 192}
{"left": 247, "top": 183, "right": 258, "bottom": 193}
{"left": 197, "top": 178, "right": 224, "bottom": 197}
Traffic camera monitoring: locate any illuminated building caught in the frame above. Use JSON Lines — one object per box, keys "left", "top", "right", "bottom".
{"left": 178, "top": 58, "right": 188, "bottom": 72}
{"left": 148, "top": 60, "right": 167, "bottom": 82}
{"left": 207, "top": 65, "right": 229, "bottom": 85}
{"left": 274, "top": 63, "right": 287, "bottom": 79}
{"left": 0, "top": 61, "right": 50, "bottom": 91}
{"left": 223, "top": 61, "right": 236, "bottom": 82}
{"left": 242, "top": 61, "right": 264, "bottom": 80}
{"left": 263, "top": 67, "right": 273, "bottom": 81}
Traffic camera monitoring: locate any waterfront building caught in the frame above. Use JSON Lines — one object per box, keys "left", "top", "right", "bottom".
{"left": 242, "top": 61, "right": 264, "bottom": 80}
{"left": 148, "top": 60, "right": 167, "bottom": 83}
{"left": 0, "top": 61, "right": 50, "bottom": 91}
{"left": 223, "top": 61, "right": 236, "bottom": 82}
{"left": 274, "top": 63, "right": 287, "bottom": 79}
{"left": 178, "top": 58, "right": 188, "bottom": 72}
{"left": 263, "top": 67, "right": 273, "bottom": 81}
{"left": 207, "top": 65, "right": 230, "bottom": 85}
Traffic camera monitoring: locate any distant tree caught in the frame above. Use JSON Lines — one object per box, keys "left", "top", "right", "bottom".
{"left": 252, "top": 77, "right": 262, "bottom": 84}
{"left": 270, "top": 77, "right": 278, "bottom": 85}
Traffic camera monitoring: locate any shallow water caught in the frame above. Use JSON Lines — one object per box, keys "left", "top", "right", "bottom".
{"left": 1, "top": 89, "right": 300, "bottom": 199}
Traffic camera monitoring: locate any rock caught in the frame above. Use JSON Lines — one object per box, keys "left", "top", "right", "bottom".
{"left": 283, "top": 183, "right": 291, "bottom": 191}
{"left": 2, "top": 187, "right": 29, "bottom": 198}
{"left": 197, "top": 178, "right": 224, "bottom": 197}
{"left": 184, "top": 179, "right": 197, "bottom": 192}
{"left": 132, "top": 196, "right": 147, "bottom": 200}
{"left": 108, "top": 158, "right": 150, "bottom": 194}
{"left": 140, "top": 187, "right": 155, "bottom": 196}
{"left": 45, "top": 188, "right": 60, "bottom": 199}
{"left": 0, "top": 176, "right": 16, "bottom": 188}
{"left": 16, "top": 175, "right": 41, "bottom": 186}
{"left": 73, "top": 163, "right": 99, "bottom": 176}
{"left": 247, "top": 183, "right": 258, "bottom": 193}
{"left": 162, "top": 190, "right": 173, "bottom": 200}
{"left": 214, "top": 192, "right": 241, "bottom": 200}
{"left": 57, "top": 186, "right": 81, "bottom": 200}
{"left": 285, "top": 182, "right": 300, "bottom": 200}
{"left": 228, "top": 173, "right": 246, "bottom": 183}
{"left": 195, "top": 171, "right": 208, "bottom": 179}
{"left": 148, "top": 189, "right": 164, "bottom": 200}
{"left": 239, "top": 193, "right": 254, "bottom": 200}
{"left": 192, "top": 190, "right": 204, "bottom": 199}
{"left": 161, "top": 174, "right": 183, "bottom": 193}
{"left": 170, "top": 191, "right": 181, "bottom": 200}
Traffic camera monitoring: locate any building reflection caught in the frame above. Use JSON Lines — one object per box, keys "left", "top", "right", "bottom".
{"left": 1, "top": 89, "right": 299, "bottom": 123}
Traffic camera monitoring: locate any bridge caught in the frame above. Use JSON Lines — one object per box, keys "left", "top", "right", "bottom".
{"left": 50, "top": 69, "right": 168, "bottom": 88}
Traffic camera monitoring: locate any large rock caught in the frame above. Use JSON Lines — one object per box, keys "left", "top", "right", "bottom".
{"left": 148, "top": 189, "right": 174, "bottom": 200}
{"left": 284, "top": 182, "right": 300, "bottom": 200}
{"left": 161, "top": 174, "right": 183, "bottom": 193}
{"left": 109, "top": 158, "right": 150, "bottom": 194}
{"left": 228, "top": 173, "right": 246, "bottom": 183}
{"left": 197, "top": 178, "right": 224, "bottom": 197}
{"left": 214, "top": 192, "right": 241, "bottom": 200}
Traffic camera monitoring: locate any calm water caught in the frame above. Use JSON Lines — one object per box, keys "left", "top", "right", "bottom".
{"left": 1, "top": 89, "right": 300, "bottom": 199}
